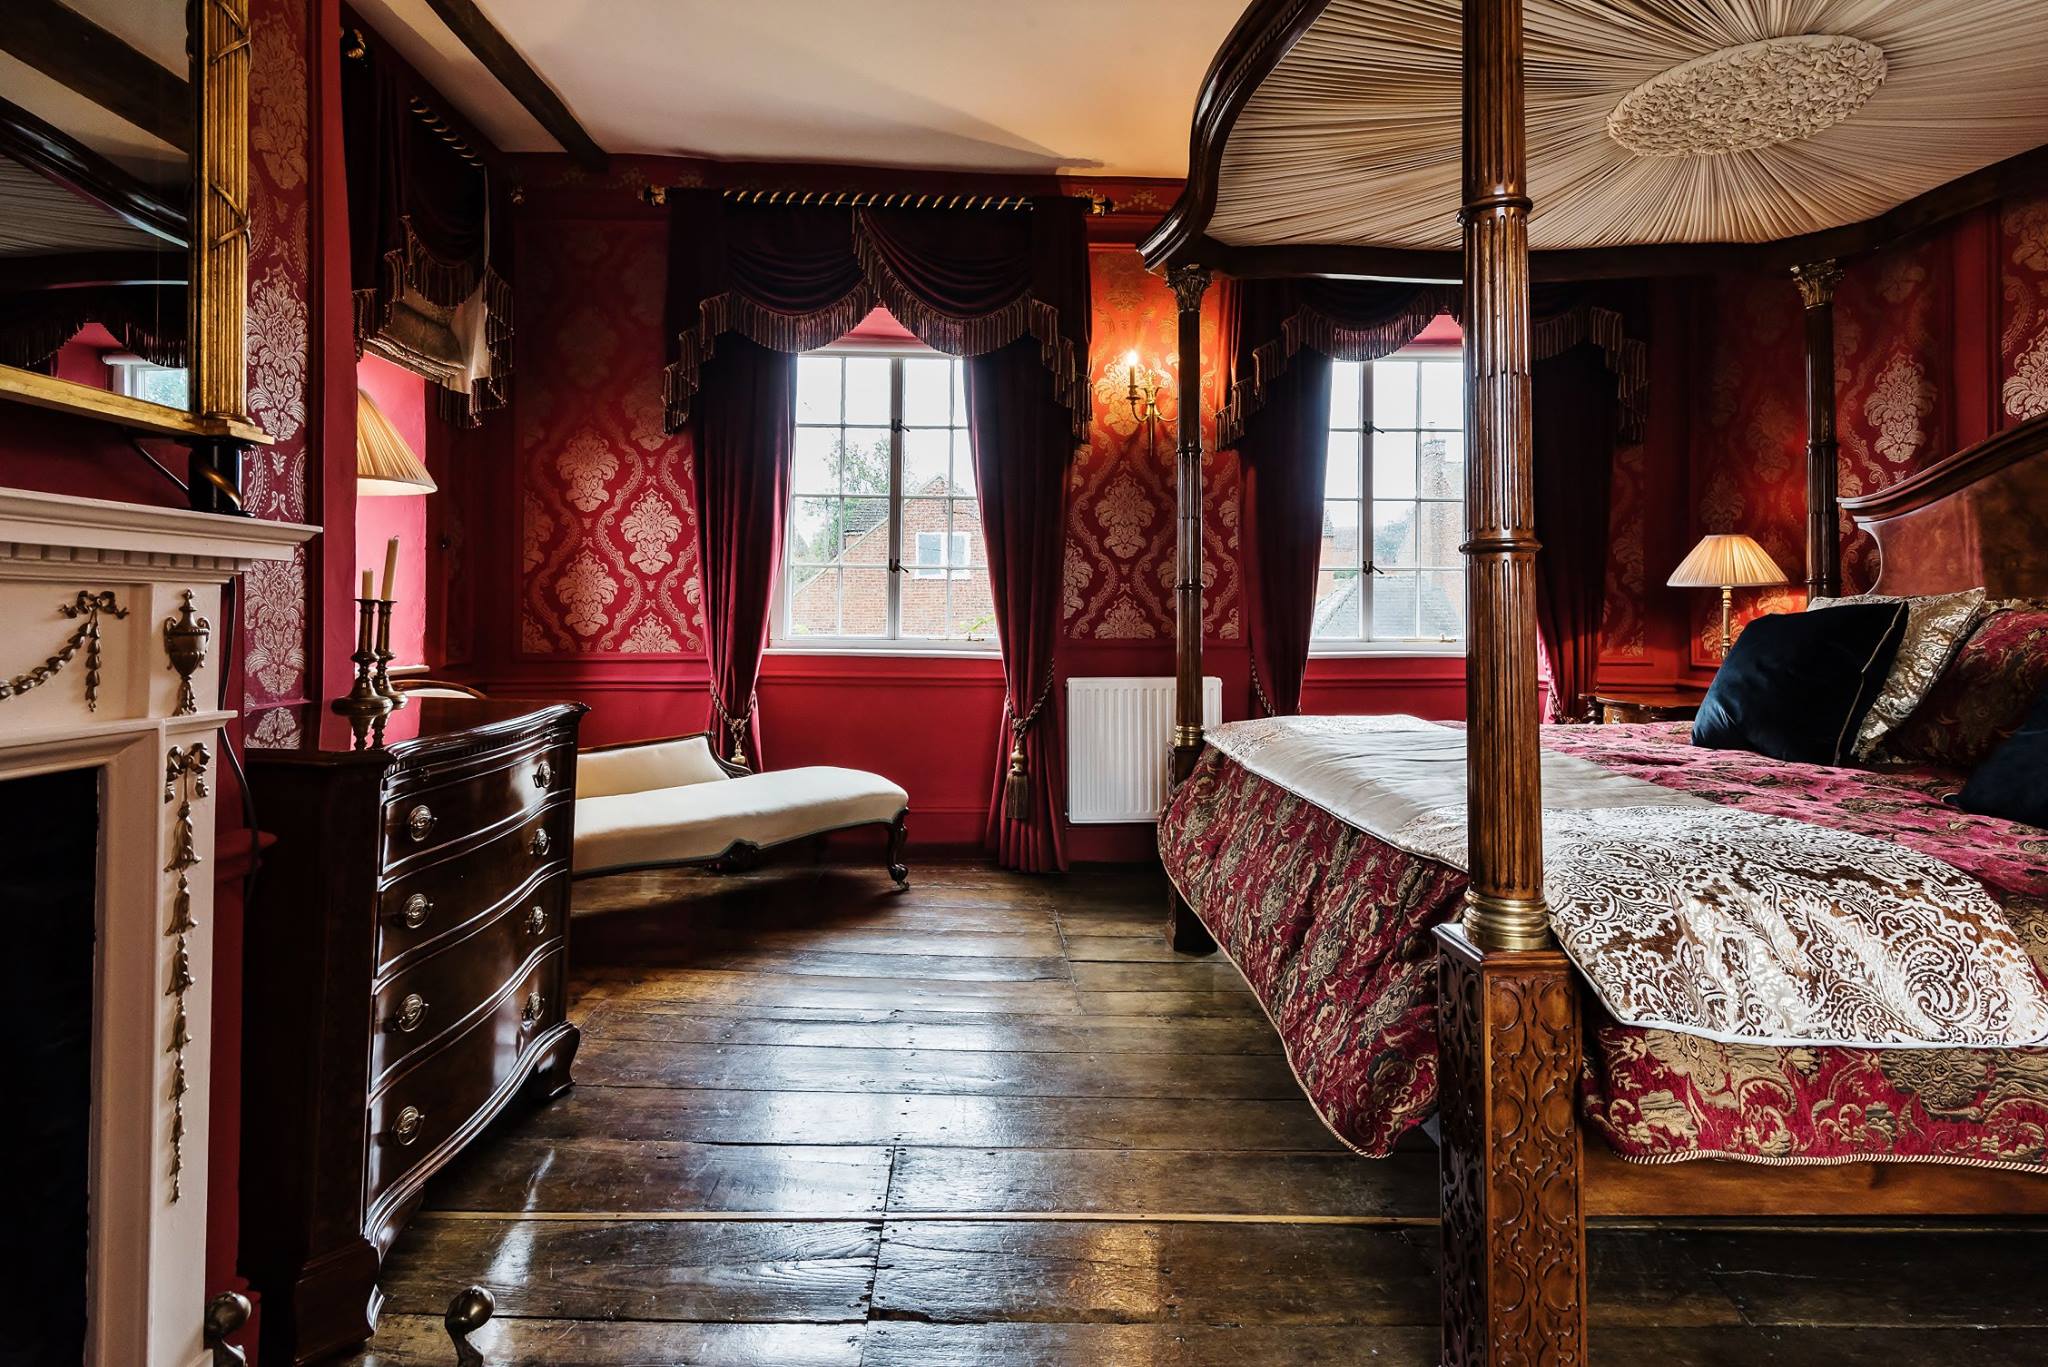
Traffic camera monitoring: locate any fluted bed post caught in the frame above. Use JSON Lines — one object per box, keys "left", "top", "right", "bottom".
{"left": 1795, "top": 260, "right": 1844, "bottom": 601}
{"left": 1165, "top": 261, "right": 1217, "bottom": 955}
{"left": 1435, "top": 0, "right": 1587, "bottom": 1361}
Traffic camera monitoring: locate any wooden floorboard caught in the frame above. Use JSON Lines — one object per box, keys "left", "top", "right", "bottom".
{"left": 340, "top": 862, "right": 2048, "bottom": 1366}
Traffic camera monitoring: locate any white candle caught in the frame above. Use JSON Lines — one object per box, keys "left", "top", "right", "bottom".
{"left": 360, "top": 569, "right": 373, "bottom": 600}
{"left": 380, "top": 536, "right": 399, "bottom": 601}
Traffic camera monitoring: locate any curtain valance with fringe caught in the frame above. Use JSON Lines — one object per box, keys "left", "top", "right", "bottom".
{"left": 343, "top": 36, "right": 510, "bottom": 427}
{"left": 1220, "top": 280, "right": 1650, "bottom": 447}
{"left": 662, "top": 192, "right": 1091, "bottom": 441}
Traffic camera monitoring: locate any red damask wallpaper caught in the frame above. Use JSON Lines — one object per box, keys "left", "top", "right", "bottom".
{"left": 2000, "top": 187, "right": 2048, "bottom": 424}
{"left": 515, "top": 213, "right": 706, "bottom": 656}
{"left": 241, "top": 0, "right": 313, "bottom": 728}
{"left": 1065, "top": 248, "right": 1240, "bottom": 642}
{"left": 1599, "top": 442, "right": 1647, "bottom": 659}
{"left": 1834, "top": 237, "right": 1952, "bottom": 591}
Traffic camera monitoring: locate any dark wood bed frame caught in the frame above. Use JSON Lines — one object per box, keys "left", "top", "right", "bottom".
{"left": 1145, "top": 2, "right": 2048, "bottom": 1360}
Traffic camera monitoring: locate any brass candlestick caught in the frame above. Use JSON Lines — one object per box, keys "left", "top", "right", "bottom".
{"left": 332, "top": 596, "right": 396, "bottom": 723}
{"left": 372, "top": 598, "right": 408, "bottom": 709}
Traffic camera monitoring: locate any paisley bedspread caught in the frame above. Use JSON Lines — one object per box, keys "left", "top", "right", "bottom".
{"left": 1157, "top": 721, "right": 2048, "bottom": 1169}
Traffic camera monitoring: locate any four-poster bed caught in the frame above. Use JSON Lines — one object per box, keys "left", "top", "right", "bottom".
{"left": 1142, "top": 0, "right": 2048, "bottom": 1359}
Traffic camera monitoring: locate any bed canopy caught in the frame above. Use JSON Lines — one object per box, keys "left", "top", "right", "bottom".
{"left": 1145, "top": 3, "right": 2048, "bottom": 1362}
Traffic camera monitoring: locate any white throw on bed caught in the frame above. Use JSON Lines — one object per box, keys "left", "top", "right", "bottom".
{"left": 1203, "top": 714, "right": 2048, "bottom": 1051}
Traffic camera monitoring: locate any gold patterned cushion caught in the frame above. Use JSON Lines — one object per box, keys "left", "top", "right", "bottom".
{"left": 1809, "top": 588, "right": 1987, "bottom": 761}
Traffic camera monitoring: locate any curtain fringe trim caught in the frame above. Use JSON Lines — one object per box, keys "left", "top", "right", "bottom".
{"left": 0, "top": 312, "right": 187, "bottom": 372}
{"left": 1528, "top": 302, "right": 1650, "bottom": 445}
{"left": 1215, "top": 288, "right": 1458, "bottom": 448}
{"left": 356, "top": 262, "right": 515, "bottom": 429}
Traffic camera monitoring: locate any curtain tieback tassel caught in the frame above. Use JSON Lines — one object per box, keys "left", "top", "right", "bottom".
{"left": 1003, "top": 721, "right": 1031, "bottom": 822}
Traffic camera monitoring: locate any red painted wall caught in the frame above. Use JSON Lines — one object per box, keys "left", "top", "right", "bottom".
{"left": 353, "top": 354, "right": 430, "bottom": 666}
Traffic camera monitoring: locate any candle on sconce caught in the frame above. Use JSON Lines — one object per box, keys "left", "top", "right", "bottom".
{"left": 380, "top": 536, "right": 399, "bottom": 601}
{"left": 1124, "top": 350, "right": 1141, "bottom": 403}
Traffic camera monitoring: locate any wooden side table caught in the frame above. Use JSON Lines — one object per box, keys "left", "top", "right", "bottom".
{"left": 1588, "top": 690, "right": 1704, "bottom": 725}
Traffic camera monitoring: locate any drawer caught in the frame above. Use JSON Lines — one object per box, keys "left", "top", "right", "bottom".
{"left": 371, "top": 880, "right": 568, "bottom": 1086}
{"left": 365, "top": 946, "right": 566, "bottom": 1213}
{"left": 382, "top": 740, "right": 571, "bottom": 871}
{"left": 377, "top": 818, "right": 569, "bottom": 973}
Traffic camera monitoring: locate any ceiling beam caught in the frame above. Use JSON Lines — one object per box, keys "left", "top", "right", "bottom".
{"left": 417, "top": 0, "right": 607, "bottom": 172}
{"left": 0, "top": 0, "right": 192, "bottom": 155}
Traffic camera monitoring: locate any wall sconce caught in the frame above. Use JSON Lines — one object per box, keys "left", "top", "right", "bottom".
{"left": 1122, "top": 352, "right": 1177, "bottom": 457}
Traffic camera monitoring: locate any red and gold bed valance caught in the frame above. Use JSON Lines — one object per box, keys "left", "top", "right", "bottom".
{"left": 662, "top": 191, "right": 1092, "bottom": 440}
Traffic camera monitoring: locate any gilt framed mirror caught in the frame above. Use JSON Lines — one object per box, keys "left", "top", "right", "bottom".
{"left": 0, "top": 0, "right": 263, "bottom": 487}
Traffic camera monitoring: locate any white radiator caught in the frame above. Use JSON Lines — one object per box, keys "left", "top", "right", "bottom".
{"left": 1066, "top": 675, "right": 1223, "bottom": 824}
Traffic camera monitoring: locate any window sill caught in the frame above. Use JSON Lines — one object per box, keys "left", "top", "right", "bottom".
{"left": 1309, "top": 644, "right": 1467, "bottom": 659}
{"left": 766, "top": 643, "right": 1001, "bottom": 660}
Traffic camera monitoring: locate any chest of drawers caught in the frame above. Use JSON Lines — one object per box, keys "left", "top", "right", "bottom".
{"left": 240, "top": 699, "right": 586, "bottom": 1365}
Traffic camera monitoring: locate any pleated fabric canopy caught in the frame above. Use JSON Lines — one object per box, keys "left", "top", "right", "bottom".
{"left": 1211, "top": 0, "right": 2048, "bottom": 250}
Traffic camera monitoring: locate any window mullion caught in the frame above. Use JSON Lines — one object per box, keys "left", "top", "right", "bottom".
{"left": 1361, "top": 360, "right": 1375, "bottom": 642}
{"left": 886, "top": 359, "right": 905, "bottom": 641}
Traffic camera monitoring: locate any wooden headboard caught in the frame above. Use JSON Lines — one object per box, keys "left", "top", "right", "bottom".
{"left": 1841, "top": 413, "right": 2048, "bottom": 597}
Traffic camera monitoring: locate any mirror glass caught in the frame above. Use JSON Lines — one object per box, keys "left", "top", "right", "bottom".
{"left": 0, "top": 0, "right": 193, "bottom": 412}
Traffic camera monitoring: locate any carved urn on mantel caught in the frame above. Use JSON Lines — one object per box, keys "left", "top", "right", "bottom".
{"left": 0, "top": 487, "right": 315, "bottom": 1367}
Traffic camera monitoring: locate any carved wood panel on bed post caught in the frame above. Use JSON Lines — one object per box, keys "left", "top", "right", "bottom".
{"left": 1795, "top": 260, "right": 1845, "bottom": 600}
{"left": 1436, "top": 0, "right": 1589, "bottom": 1362}
{"left": 1165, "top": 262, "right": 1220, "bottom": 955}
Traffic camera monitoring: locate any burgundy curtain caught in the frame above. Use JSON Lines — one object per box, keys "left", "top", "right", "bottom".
{"left": 1531, "top": 345, "right": 1619, "bottom": 722}
{"left": 341, "top": 21, "right": 510, "bottom": 424}
{"left": 665, "top": 194, "right": 1089, "bottom": 850}
{"left": 1231, "top": 279, "right": 1452, "bottom": 716}
{"left": 967, "top": 338, "right": 1072, "bottom": 870}
{"left": 692, "top": 336, "right": 794, "bottom": 769}
{"left": 1240, "top": 351, "right": 1333, "bottom": 717}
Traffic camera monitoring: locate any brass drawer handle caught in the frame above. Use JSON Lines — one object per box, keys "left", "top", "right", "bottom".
{"left": 526, "top": 905, "right": 549, "bottom": 936}
{"left": 406, "top": 804, "right": 436, "bottom": 842}
{"left": 533, "top": 758, "right": 553, "bottom": 790}
{"left": 392, "top": 1105, "right": 425, "bottom": 1146}
{"left": 399, "top": 893, "right": 433, "bottom": 929}
{"left": 529, "top": 826, "right": 552, "bottom": 858}
{"left": 521, "top": 990, "right": 546, "bottom": 1031}
{"left": 389, "top": 992, "right": 429, "bottom": 1034}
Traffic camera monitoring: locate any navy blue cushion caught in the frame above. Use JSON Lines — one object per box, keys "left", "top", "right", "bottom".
{"left": 1957, "top": 686, "right": 2048, "bottom": 828}
{"left": 1692, "top": 602, "right": 1908, "bottom": 767}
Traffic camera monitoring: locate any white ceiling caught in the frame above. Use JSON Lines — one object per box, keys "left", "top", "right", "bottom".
{"left": 347, "top": 0, "right": 1247, "bottom": 176}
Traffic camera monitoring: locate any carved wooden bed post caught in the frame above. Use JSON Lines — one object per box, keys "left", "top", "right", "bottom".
{"left": 1166, "top": 261, "right": 1219, "bottom": 954}
{"left": 1435, "top": 0, "right": 1588, "bottom": 1361}
{"left": 1795, "top": 260, "right": 1845, "bottom": 600}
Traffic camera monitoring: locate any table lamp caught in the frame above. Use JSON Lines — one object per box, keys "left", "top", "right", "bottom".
{"left": 1668, "top": 533, "right": 1788, "bottom": 653}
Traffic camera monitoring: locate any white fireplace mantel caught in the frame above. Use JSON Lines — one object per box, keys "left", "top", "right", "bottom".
{"left": 0, "top": 487, "right": 315, "bottom": 1367}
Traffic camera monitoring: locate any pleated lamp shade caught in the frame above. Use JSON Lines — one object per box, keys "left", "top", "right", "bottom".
{"left": 1667, "top": 534, "right": 1786, "bottom": 589}
{"left": 356, "top": 388, "right": 438, "bottom": 496}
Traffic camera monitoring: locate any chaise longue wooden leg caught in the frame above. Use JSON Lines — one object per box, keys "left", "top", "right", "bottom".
{"left": 886, "top": 811, "right": 910, "bottom": 888}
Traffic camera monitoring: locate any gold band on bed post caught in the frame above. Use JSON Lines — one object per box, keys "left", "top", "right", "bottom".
{"left": 1794, "top": 260, "right": 1845, "bottom": 601}
{"left": 1167, "top": 263, "right": 1212, "bottom": 787}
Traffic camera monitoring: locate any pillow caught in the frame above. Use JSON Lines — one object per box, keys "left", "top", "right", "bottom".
{"left": 1692, "top": 601, "right": 1908, "bottom": 766}
{"left": 1808, "top": 588, "right": 1986, "bottom": 760}
{"left": 1956, "top": 685, "right": 2048, "bottom": 828}
{"left": 1879, "top": 606, "right": 2048, "bottom": 769}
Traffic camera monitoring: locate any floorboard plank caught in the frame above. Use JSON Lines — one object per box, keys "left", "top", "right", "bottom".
{"left": 423, "top": 1136, "right": 894, "bottom": 1214}
{"left": 575, "top": 968, "right": 1085, "bottom": 1016}
{"left": 884, "top": 1147, "right": 1436, "bottom": 1218}
{"left": 516, "top": 1086, "right": 1349, "bottom": 1152}
{"left": 574, "top": 1038, "right": 1305, "bottom": 1099}
{"left": 858, "top": 1323, "right": 1434, "bottom": 1366}
{"left": 643, "top": 948, "right": 1075, "bottom": 982}
{"left": 376, "top": 1218, "right": 880, "bottom": 1323}
{"left": 352, "top": 1319, "right": 866, "bottom": 1366}
{"left": 579, "top": 1003, "right": 1283, "bottom": 1055}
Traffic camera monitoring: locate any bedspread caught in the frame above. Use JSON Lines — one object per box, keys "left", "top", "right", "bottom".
{"left": 1157, "top": 722, "right": 2048, "bottom": 1168}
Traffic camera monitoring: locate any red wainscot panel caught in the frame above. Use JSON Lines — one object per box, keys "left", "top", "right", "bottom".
{"left": 760, "top": 649, "right": 1007, "bottom": 852}
{"left": 468, "top": 659, "right": 714, "bottom": 748}
{"left": 1301, "top": 652, "right": 1467, "bottom": 719}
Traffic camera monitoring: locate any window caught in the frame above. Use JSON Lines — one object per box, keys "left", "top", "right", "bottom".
{"left": 1313, "top": 353, "right": 1467, "bottom": 649}
{"left": 103, "top": 353, "right": 189, "bottom": 408}
{"left": 782, "top": 351, "right": 994, "bottom": 646}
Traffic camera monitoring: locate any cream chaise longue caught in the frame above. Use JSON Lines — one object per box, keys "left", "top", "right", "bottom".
{"left": 571, "top": 732, "right": 911, "bottom": 886}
